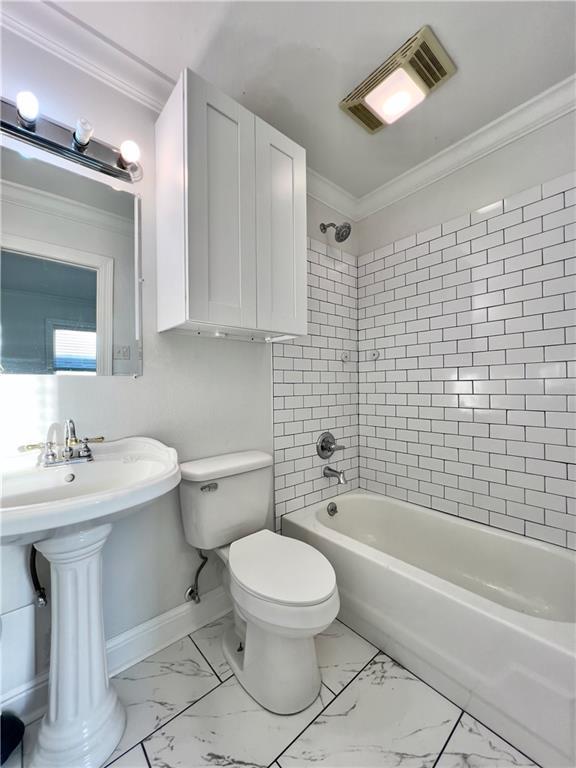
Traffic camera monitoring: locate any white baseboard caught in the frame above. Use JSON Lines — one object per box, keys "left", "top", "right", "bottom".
{"left": 1, "top": 586, "right": 231, "bottom": 724}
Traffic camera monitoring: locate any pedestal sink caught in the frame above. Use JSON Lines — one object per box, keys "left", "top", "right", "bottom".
{"left": 1, "top": 437, "right": 181, "bottom": 768}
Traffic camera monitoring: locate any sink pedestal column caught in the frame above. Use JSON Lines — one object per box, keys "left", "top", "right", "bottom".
{"left": 31, "top": 524, "right": 126, "bottom": 768}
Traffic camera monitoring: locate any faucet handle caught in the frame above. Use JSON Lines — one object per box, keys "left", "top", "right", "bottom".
{"left": 18, "top": 441, "right": 57, "bottom": 464}
{"left": 19, "top": 442, "right": 46, "bottom": 452}
{"left": 316, "top": 431, "right": 346, "bottom": 459}
{"left": 78, "top": 436, "right": 104, "bottom": 460}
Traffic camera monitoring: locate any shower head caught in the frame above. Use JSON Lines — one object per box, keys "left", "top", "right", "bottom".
{"left": 320, "top": 221, "right": 352, "bottom": 243}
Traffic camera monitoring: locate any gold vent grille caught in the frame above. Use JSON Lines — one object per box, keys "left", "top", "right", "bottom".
{"left": 340, "top": 26, "right": 456, "bottom": 133}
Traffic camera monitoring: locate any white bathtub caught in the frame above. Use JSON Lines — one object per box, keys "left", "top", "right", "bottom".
{"left": 283, "top": 490, "right": 576, "bottom": 768}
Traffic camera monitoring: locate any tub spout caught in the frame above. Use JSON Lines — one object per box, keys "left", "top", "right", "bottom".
{"left": 323, "top": 465, "right": 347, "bottom": 484}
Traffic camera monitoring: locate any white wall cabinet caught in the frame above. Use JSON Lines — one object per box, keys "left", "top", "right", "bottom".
{"left": 156, "top": 69, "right": 307, "bottom": 339}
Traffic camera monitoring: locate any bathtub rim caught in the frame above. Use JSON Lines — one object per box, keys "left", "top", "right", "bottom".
{"left": 283, "top": 490, "right": 576, "bottom": 654}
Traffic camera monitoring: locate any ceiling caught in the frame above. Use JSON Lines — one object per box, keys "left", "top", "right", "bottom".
{"left": 38, "top": 2, "right": 576, "bottom": 196}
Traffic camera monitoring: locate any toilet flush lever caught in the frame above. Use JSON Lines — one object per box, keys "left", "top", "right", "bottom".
{"left": 200, "top": 482, "right": 218, "bottom": 492}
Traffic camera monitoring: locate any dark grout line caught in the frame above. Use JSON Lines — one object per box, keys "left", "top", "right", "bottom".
{"left": 268, "top": 648, "right": 381, "bottom": 768}
{"left": 321, "top": 681, "right": 336, "bottom": 697}
{"left": 141, "top": 741, "right": 152, "bottom": 768}
{"left": 431, "top": 710, "right": 463, "bottom": 768}
{"left": 335, "top": 616, "right": 542, "bottom": 767}
{"left": 105, "top": 675, "right": 225, "bottom": 767}
{"left": 188, "top": 632, "right": 225, "bottom": 683}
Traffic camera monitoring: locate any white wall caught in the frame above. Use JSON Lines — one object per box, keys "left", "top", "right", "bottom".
{"left": 0, "top": 30, "right": 273, "bottom": 698}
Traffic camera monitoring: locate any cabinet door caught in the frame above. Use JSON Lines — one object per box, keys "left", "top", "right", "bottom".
{"left": 186, "top": 70, "right": 257, "bottom": 328}
{"left": 255, "top": 118, "right": 307, "bottom": 336}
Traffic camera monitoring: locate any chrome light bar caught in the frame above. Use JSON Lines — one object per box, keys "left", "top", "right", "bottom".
{"left": 0, "top": 98, "right": 142, "bottom": 183}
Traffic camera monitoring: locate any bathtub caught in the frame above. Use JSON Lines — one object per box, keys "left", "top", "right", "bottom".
{"left": 283, "top": 490, "right": 576, "bottom": 768}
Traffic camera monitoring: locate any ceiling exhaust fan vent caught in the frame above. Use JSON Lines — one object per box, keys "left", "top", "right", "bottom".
{"left": 340, "top": 26, "right": 456, "bottom": 133}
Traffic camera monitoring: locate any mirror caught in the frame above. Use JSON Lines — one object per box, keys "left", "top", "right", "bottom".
{"left": 0, "top": 143, "right": 141, "bottom": 375}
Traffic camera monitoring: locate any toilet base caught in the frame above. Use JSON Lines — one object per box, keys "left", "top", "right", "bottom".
{"left": 222, "top": 623, "right": 321, "bottom": 714}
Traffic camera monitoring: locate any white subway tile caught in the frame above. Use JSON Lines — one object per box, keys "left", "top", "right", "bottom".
{"left": 542, "top": 171, "right": 576, "bottom": 197}
{"left": 525, "top": 522, "right": 566, "bottom": 546}
{"left": 280, "top": 178, "right": 576, "bottom": 547}
{"left": 471, "top": 200, "right": 503, "bottom": 223}
{"left": 504, "top": 184, "right": 541, "bottom": 212}
{"left": 504, "top": 218, "right": 542, "bottom": 243}
{"left": 523, "top": 193, "right": 564, "bottom": 221}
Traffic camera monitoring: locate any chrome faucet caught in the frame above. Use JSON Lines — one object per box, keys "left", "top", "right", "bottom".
{"left": 19, "top": 419, "right": 105, "bottom": 467}
{"left": 323, "top": 465, "right": 347, "bottom": 485}
{"left": 63, "top": 419, "right": 78, "bottom": 459}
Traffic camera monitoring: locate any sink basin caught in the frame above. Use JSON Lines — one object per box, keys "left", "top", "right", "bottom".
{"left": 1, "top": 436, "right": 181, "bottom": 768}
{"left": 1, "top": 437, "right": 181, "bottom": 544}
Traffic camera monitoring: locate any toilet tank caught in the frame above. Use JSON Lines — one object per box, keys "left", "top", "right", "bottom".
{"left": 179, "top": 451, "right": 273, "bottom": 549}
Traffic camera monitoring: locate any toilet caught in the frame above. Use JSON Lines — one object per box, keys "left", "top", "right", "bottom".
{"left": 179, "top": 450, "right": 339, "bottom": 714}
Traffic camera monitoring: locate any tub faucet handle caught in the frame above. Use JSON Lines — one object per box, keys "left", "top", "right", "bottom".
{"left": 316, "top": 431, "right": 345, "bottom": 459}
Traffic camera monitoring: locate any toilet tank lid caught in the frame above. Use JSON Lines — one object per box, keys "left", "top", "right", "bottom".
{"left": 180, "top": 451, "right": 272, "bottom": 482}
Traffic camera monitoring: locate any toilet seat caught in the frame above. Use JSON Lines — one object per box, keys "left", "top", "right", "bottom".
{"left": 229, "top": 529, "right": 336, "bottom": 607}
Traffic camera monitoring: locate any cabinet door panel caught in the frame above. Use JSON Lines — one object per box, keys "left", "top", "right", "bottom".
{"left": 255, "top": 118, "right": 307, "bottom": 336}
{"left": 186, "top": 71, "right": 256, "bottom": 328}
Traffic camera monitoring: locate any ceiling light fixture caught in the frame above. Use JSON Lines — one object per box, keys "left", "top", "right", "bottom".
{"left": 340, "top": 26, "right": 456, "bottom": 133}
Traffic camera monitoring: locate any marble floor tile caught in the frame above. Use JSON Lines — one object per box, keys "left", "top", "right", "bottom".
{"left": 144, "top": 675, "right": 334, "bottom": 768}
{"left": 315, "top": 619, "right": 377, "bottom": 693}
{"left": 278, "top": 653, "right": 461, "bottom": 768}
{"left": 108, "top": 744, "right": 151, "bottom": 768}
{"left": 190, "top": 612, "right": 235, "bottom": 681}
{"left": 107, "top": 636, "right": 219, "bottom": 764}
{"left": 435, "top": 713, "right": 538, "bottom": 768}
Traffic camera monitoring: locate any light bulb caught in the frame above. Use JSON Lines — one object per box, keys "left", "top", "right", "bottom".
{"left": 16, "top": 91, "right": 39, "bottom": 125}
{"left": 119, "top": 140, "right": 141, "bottom": 165}
{"left": 74, "top": 118, "right": 94, "bottom": 147}
{"left": 381, "top": 91, "right": 412, "bottom": 119}
{"left": 364, "top": 68, "right": 426, "bottom": 125}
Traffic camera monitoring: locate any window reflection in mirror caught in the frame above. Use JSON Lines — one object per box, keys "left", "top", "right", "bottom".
{"left": 0, "top": 144, "right": 141, "bottom": 376}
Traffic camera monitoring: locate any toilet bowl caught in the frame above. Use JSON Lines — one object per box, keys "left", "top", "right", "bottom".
{"left": 218, "top": 529, "right": 339, "bottom": 713}
{"left": 178, "top": 451, "right": 340, "bottom": 714}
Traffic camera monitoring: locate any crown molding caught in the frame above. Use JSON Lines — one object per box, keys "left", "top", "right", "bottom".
{"left": 0, "top": 1, "right": 173, "bottom": 113}
{"left": 306, "top": 168, "right": 358, "bottom": 220}
{"left": 2, "top": 4, "right": 575, "bottom": 221}
{"left": 354, "top": 74, "right": 576, "bottom": 220}
{"left": 306, "top": 74, "right": 575, "bottom": 221}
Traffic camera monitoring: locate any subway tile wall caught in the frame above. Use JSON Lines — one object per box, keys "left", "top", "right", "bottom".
{"left": 358, "top": 171, "right": 576, "bottom": 549}
{"left": 272, "top": 241, "right": 359, "bottom": 530}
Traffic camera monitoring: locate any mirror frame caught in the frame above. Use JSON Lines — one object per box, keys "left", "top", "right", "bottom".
{"left": 0, "top": 133, "right": 143, "bottom": 377}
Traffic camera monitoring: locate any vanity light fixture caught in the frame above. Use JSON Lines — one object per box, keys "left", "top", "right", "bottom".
{"left": 1, "top": 95, "right": 142, "bottom": 182}
{"left": 340, "top": 25, "right": 456, "bottom": 133}
{"left": 16, "top": 90, "right": 39, "bottom": 129}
